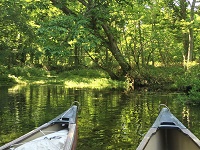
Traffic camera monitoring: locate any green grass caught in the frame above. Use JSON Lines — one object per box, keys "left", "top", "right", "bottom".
{"left": 0, "top": 67, "right": 126, "bottom": 89}
{"left": 1, "top": 64, "right": 199, "bottom": 97}
{"left": 63, "top": 77, "right": 125, "bottom": 89}
{"left": 60, "top": 69, "right": 125, "bottom": 89}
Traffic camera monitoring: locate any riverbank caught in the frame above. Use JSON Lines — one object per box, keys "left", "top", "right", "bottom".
{"left": 0, "top": 67, "right": 126, "bottom": 89}
{"left": 0, "top": 65, "right": 199, "bottom": 103}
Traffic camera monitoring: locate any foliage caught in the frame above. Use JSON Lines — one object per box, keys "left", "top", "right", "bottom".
{"left": 0, "top": 66, "right": 125, "bottom": 89}
{"left": 9, "top": 67, "right": 48, "bottom": 78}
{"left": 0, "top": 0, "right": 38, "bottom": 68}
{"left": 1, "top": 0, "right": 199, "bottom": 77}
{"left": 0, "top": 66, "right": 49, "bottom": 85}
{"left": 176, "top": 64, "right": 200, "bottom": 103}
{"left": 128, "top": 65, "right": 185, "bottom": 89}
{"left": 59, "top": 69, "right": 109, "bottom": 79}
{"left": 0, "top": 0, "right": 200, "bottom": 102}
{"left": 63, "top": 78, "right": 125, "bottom": 89}
{"left": 0, "top": 75, "right": 16, "bottom": 86}
{"left": 0, "top": 66, "right": 16, "bottom": 85}
{"left": 59, "top": 69, "right": 125, "bottom": 88}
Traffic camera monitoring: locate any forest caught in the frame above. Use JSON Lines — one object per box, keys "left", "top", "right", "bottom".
{"left": 0, "top": 0, "right": 200, "bottom": 102}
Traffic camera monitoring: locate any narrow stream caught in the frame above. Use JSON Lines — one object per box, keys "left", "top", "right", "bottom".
{"left": 0, "top": 85, "right": 199, "bottom": 149}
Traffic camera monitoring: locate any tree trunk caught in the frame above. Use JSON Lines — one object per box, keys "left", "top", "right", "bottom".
{"left": 74, "top": 45, "right": 79, "bottom": 69}
{"left": 180, "top": 0, "right": 189, "bottom": 66}
{"left": 51, "top": 0, "right": 131, "bottom": 78}
{"left": 102, "top": 24, "right": 131, "bottom": 76}
{"left": 85, "top": 49, "right": 119, "bottom": 80}
{"left": 188, "top": 0, "right": 196, "bottom": 64}
{"left": 138, "top": 20, "right": 144, "bottom": 66}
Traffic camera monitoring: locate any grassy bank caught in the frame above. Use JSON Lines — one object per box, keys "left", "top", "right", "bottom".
{"left": 0, "top": 67, "right": 126, "bottom": 89}
{"left": 127, "top": 64, "right": 200, "bottom": 104}
{"left": 0, "top": 65, "right": 199, "bottom": 103}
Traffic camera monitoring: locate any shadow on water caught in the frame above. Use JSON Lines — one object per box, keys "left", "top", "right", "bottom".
{"left": 0, "top": 85, "right": 200, "bottom": 149}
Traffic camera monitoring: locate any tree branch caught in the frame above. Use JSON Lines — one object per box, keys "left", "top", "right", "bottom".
{"left": 50, "top": 0, "right": 76, "bottom": 15}
{"left": 85, "top": 50, "right": 119, "bottom": 80}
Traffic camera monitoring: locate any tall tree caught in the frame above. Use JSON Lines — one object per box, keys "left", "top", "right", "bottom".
{"left": 50, "top": 0, "right": 131, "bottom": 79}
{"left": 188, "top": 0, "right": 196, "bottom": 63}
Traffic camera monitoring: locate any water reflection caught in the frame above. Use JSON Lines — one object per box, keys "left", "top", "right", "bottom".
{"left": 0, "top": 85, "right": 200, "bottom": 149}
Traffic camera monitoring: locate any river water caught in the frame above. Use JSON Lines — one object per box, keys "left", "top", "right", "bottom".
{"left": 0, "top": 85, "right": 200, "bottom": 149}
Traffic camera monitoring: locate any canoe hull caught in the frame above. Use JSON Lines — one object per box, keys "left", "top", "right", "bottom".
{"left": 137, "top": 127, "right": 200, "bottom": 150}
{"left": 137, "top": 108, "right": 200, "bottom": 150}
{"left": 0, "top": 105, "right": 78, "bottom": 150}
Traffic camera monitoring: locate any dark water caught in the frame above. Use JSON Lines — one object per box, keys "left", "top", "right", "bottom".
{"left": 0, "top": 85, "right": 200, "bottom": 149}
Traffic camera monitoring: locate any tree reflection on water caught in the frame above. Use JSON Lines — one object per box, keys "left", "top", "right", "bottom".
{"left": 0, "top": 85, "right": 199, "bottom": 149}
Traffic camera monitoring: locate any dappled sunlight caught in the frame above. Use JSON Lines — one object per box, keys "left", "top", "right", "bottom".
{"left": 182, "top": 106, "right": 190, "bottom": 128}
{"left": 8, "top": 74, "right": 27, "bottom": 85}
{"left": 63, "top": 78, "right": 125, "bottom": 89}
{"left": 8, "top": 84, "right": 27, "bottom": 94}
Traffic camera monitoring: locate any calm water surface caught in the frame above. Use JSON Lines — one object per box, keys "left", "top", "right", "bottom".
{"left": 0, "top": 85, "right": 200, "bottom": 150}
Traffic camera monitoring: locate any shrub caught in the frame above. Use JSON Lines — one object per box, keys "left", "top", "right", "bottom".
{"left": 9, "top": 67, "right": 48, "bottom": 77}
{"left": 176, "top": 64, "right": 200, "bottom": 103}
{"left": 59, "top": 69, "right": 109, "bottom": 79}
{"left": 128, "top": 65, "right": 185, "bottom": 89}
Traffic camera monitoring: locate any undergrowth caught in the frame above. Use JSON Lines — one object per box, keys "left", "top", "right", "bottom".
{"left": 128, "top": 64, "right": 200, "bottom": 104}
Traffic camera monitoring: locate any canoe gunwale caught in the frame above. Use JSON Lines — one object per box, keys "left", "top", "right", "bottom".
{"left": 0, "top": 105, "right": 78, "bottom": 150}
{"left": 136, "top": 107, "right": 200, "bottom": 150}
{"left": 181, "top": 128, "right": 200, "bottom": 148}
{"left": 136, "top": 128, "right": 157, "bottom": 150}
{"left": 136, "top": 127, "right": 200, "bottom": 150}
{"left": 63, "top": 124, "right": 77, "bottom": 150}
{"left": 0, "top": 123, "right": 51, "bottom": 149}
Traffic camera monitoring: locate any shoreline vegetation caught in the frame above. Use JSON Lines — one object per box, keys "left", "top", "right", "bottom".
{"left": 0, "top": 67, "right": 126, "bottom": 89}
{"left": 0, "top": 64, "right": 199, "bottom": 104}
{"left": 1, "top": 0, "right": 200, "bottom": 105}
